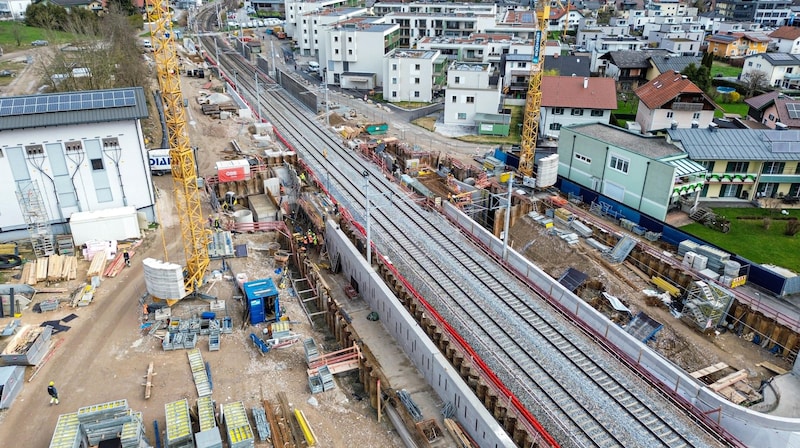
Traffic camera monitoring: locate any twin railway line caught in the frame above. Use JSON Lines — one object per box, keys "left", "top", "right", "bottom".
{"left": 190, "top": 10, "right": 734, "bottom": 446}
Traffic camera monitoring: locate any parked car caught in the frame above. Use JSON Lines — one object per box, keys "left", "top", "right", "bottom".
{"left": 31, "top": 40, "right": 49, "bottom": 46}
{"left": 0, "top": 69, "right": 15, "bottom": 77}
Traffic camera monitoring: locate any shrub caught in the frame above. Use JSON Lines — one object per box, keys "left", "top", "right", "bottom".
{"left": 786, "top": 218, "right": 799, "bottom": 236}
{"left": 763, "top": 217, "right": 771, "bottom": 230}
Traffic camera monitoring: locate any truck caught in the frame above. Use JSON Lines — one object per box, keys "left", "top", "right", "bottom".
{"left": 274, "top": 26, "right": 286, "bottom": 39}
{"left": 148, "top": 149, "right": 172, "bottom": 175}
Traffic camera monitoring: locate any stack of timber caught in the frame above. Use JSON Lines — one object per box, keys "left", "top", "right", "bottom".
{"left": 21, "top": 262, "right": 38, "bottom": 285}
{"left": 46, "top": 255, "right": 78, "bottom": 282}
{"left": 35, "top": 258, "right": 49, "bottom": 283}
{"left": 202, "top": 104, "right": 220, "bottom": 117}
{"left": 86, "top": 252, "right": 107, "bottom": 280}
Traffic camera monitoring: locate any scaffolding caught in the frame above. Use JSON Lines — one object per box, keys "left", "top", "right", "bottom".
{"left": 16, "top": 180, "right": 54, "bottom": 258}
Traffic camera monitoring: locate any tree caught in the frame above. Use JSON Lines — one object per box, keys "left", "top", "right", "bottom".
{"left": 25, "top": 3, "right": 68, "bottom": 31}
{"left": 701, "top": 52, "right": 714, "bottom": 70}
{"left": 10, "top": 21, "right": 23, "bottom": 47}
{"left": 682, "top": 63, "right": 711, "bottom": 92}
{"left": 742, "top": 70, "right": 768, "bottom": 97}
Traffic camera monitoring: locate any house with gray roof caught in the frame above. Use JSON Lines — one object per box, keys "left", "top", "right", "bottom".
{"left": 668, "top": 127, "right": 800, "bottom": 200}
{"left": 741, "top": 52, "right": 800, "bottom": 90}
{"left": 598, "top": 49, "right": 672, "bottom": 91}
{"left": 557, "top": 123, "right": 707, "bottom": 220}
{"left": 646, "top": 54, "right": 702, "bottom": 79}
{"left": 0, "top": 87, "right": 156, "bottom": 241}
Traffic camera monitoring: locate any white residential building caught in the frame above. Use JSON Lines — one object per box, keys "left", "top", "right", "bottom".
{"left": 301, "top": 7, "right": 368, "bottom": 57}
{"left": 589, "top": 36, "right": 648, "bottom": 72}
{"left": 576, "top": 17, "right": 629, "bottom": 50}
{"left": 284, "top": 0, "right": 351, "bottom": 44}
{"left": 645, "top": 22, "right": 705, "bottom": 56}
{"left": 646, "top": 0, "right": 691, "bottom": 17}
{"left": 769, "top": 26, "right": 800, "bottom": 54}
{"left": 0, "top": 87, "right": 155, "bottom": 240}
{"left": 0, "top": 0, "right": 31, "bottom": 19}
{"left": 540, "top": 76, "right": 618, "bottom": 139}
{"left": 634, "top": 71, "right": 718, "bottom": 133}
{"left": 374, "top": 1, "right": 498, "bottom": 47}
{"left": 320, "top": 17, "right": 401, "bottom": 88}
{"left": 443, "top": 62, "right": 501, "bottom": 126}
{"left": 741, "top": 53, "right": 800, "bottom": 89}
{"left": 416, "top": 33, "right": 522, "bottom": 66}
{"left": 383, "top": 48, "right": 442, "bottom": 103}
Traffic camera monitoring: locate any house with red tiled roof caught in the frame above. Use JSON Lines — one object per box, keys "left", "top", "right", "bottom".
{"left": 769, "top": 26, "right": 800, "bottom": 54}
{"left": 547, "top": 6, "right": 583, "bottom": 34}
{"left": 634, "top": 70, "right": 719, "bottom": 134}
{"left": 745, "top": 90, "right": 800, "bottom": 130}
{"left": 705, "top": 31, "right": 771, "bottom": 57}
{"left": 541, "top": 76, "right": 617, "bottom": 139}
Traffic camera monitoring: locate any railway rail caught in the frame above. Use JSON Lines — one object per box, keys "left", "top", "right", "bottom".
{"left": 191, "top": 7, "right": 735, "bottom": 447}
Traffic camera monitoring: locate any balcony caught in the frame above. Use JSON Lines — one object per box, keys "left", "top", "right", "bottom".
{"left": 671, "top": 102, "right": 703, "bottom": 112}
{"left": 705, "top": 172, "right": 758, "bottom": 183}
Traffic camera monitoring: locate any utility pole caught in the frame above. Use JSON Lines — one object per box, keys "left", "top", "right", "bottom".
{"left": 502, "top": 174, "right": 513, "bottom": 261}
{"left": 323, "top": 83, "right": 330, "bottom": 127}
{"left": 270, "top": 40, "right": 277, "bottom": 78}
{"left": 363, "top": 170, "right": 371, "bottom": 266}
{"left": 254, "top": 69, "right": 261, "bottom": 121}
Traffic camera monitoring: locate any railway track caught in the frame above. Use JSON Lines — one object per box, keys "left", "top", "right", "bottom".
{"left": 191, "top": 8, "right": 731, "bottom": 447}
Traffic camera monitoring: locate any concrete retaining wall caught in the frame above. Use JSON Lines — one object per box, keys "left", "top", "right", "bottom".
{"left": 325, "top": 220, "right": 515, "bottom": 448}
{"left": 442, "top": 201, "right": 800, "bottom": 448}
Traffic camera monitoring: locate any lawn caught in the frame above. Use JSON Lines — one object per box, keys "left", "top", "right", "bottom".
{"left": 0, "top": 22, "right": 75, "bottom": 50}
{"left": 615, "top": 99, "right": 638, "bottom": 116}
{"left": 715, "top": 102, "right": 749, "bottom": 118}
{"left": 681, "top": 207, "right": 800, "bottom": 272}
{"left": 711, "top": 62, "right": 743, "bottom": 78}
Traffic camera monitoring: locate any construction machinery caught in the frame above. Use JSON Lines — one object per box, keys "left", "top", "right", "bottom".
{"left": 518, "top": 5, "right": 550, "bottom": 180}
{"left": 147, "top": 0, "right": 210, "bottom": 302}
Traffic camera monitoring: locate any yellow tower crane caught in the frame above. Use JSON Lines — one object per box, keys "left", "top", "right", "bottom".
{"left": 147, "top": 0, "right": 210, "bottom": 301}
{"left": 518, "top": 5, "right": 550, "bottom": 179}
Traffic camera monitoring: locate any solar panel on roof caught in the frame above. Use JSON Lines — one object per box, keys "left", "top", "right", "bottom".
{"left": 769, "top": 53, "right": 793, "bottom": 61}
{"left": 0, "top": 89, "right": 136, "bottom": 117}
{"left": 786, "top": 103, "right": 800, "bottom": 119}
{"left": 521, "top": 13, "right": 533, "bottom": 23}
{"left": 764, "top": 129, "right": 800, "bottom": 141}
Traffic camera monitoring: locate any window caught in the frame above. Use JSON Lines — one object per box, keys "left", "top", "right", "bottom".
{"left": 609, "top": 155, "right": 629, "bottom": 173}
{"left": 348, "top": 49, "right": 353, "bottom": 55}
{"left": 415, "top": 78, "right": 420, "bottom": 84}
{"left": 392, "top": 77, "right": 397, "bottom": 84}
{"left": 762, "top": 162, "right": 785, "bottom": 174}
{"left": 334, "top": 36, "right": 339, "bottom": 42}
{"left": 666, "top": 111, "right": 674, "bottom": 118}
{"left": 590, "top": 109, "right": 604, "bottom": 117}
{"left": 335, "top": 49, "right": 339, "bottom": 55}
{"left": 91, "top": 158, "right": 105, "bottom": 170}
{"left": 454, "top": 76, "right": 461, "bottom": 84}
{"left": 575, "top": 153, "right": 591, "bottom": 163}
{"left": 768, "top": 114, "right": 775, "bottom": 121}
{"left": 457, "top": 113, "right": 467, "bottom": 120}
{"left": 699, "top": 160, "right": 715, "bottom": 171}
{"left": 392, "top": 91, "right": 397, "bottom": 97}
{"left": 571, "top": 108, "right": 584, "bottom": 116}
{"left": 451, "top": 96, "right": 457, "bottom": 103}
{"left": 726, "top": 161, "right": 748, "bottom": 173}
{"left": 549, "top": 123, "right": 562, "bottom": 130}
{"left": 466, "top": 96, "right": 475, "bottom": 103}
{"left": 414, "top": 91, "right": 420, "bottom": 98}
{"left": 553, "top": 107, "right": 564, "bottom": 115}
{"left": 415, "top": 64, "right": 420, "bottom": 70}
{"left": 748, "top": 61, "right": 753, "bottom": 67}
{"left": 692, "top": 112, "right": 701, "bottom": 120}
{"left": 348, "top": 37, "right": 352, "bottom": 43}
{"left": 392, "top": 64, "right": 397, "bottom": 71}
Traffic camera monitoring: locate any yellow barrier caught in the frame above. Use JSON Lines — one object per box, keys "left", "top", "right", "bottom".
{"left": 294, "top": 408, "right": 317, "bottom": 447}
{"left": 651, "top": 276, "right": 680, "bottom": 297}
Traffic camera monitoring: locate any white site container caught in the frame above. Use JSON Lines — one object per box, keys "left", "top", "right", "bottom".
{"left": 70, "top": 206, "right": 140, "bottom": 246}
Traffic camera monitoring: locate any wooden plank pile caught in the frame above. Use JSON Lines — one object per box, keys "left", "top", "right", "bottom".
{"left": 35, "top": 257, "right": 49, "bottom": 283}
{"left": 46, "top": 254, "right": 78, "bottom": 282}
{"left": 201, "top": 104, "right": 220, "bottom": 117}
{"left": 86, "top": 252, "right": 107, "bottom": 280}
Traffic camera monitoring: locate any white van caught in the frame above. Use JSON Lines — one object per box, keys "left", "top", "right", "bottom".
{"left": 307, "top": 61, "right": 320, "bottom": 73}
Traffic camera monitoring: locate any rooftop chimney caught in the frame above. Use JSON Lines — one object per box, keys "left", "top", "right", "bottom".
{"left": 583, "top": 77, "right": 588, "bottom": 89}
{"left": 670, "top": 121, "right": 678, "bottom": 130}
{"left": 708, "top": 122, "right": 719, "bottom": 132}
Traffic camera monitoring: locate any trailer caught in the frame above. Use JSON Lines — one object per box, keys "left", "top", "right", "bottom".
{"left": 148, "top": 149, "right": 171, "bottom": 175}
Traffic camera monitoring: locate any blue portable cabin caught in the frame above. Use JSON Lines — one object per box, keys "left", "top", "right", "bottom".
{"left": 242, "top": 278, "right": 279, "bottom": 325}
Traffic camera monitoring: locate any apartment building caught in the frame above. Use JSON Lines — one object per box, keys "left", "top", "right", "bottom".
{"left": 443, "top": 62, "right": 501, "bottom": 126}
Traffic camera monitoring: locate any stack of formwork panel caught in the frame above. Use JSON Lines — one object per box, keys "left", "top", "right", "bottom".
{"left": 678, "top": 239, "right": 700, "bottom": 257}
{"left": 77, "top": 400, "right": 132, "bottom": 446}
{"left": 48, "top": 413, "right": 85, "bottom": 448}
{"left": 188, "top": 349, "right": 212, "bottom": 397}
{"left": 696, "top": 245, "right": 731, "bottom": 274}
{"left": 120, "top": 412, "right": 146, "bottom": 448}
{"left": 143, "top": 258, "right": 187, "bottom": 300}
{"left": 223, "top": 401, "right": 255, "bottom": 448}
{"left": 195, "top": 396, "right": 222, "bottom": 448}
{"left": 165, "top": 399, "right": 194, "bottom": 448}
{"left": 251, "top": 407, "right": 271, "bottom": 442}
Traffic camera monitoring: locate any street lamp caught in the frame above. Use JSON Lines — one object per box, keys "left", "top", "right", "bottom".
{"left": 254, "top": 70, "right": 262, "bottom": 121}
{"left": 502, "top": 173, "right": 513, "bottom": 261}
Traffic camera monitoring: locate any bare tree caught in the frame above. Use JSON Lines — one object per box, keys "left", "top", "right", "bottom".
{"left": 11, "top": 21, "right": 23, "bottom": 47}
{"left": 742, "top": 70, "right": 768, "bottom": 97}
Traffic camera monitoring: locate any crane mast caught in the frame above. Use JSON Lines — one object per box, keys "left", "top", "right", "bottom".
{"left": 147, "top": 0, "right": 209, "bottom": 298}
{"left": 519, "top": 5, "right": 550, "bottom": 178}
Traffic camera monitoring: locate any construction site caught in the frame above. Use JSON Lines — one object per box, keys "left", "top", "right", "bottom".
{"left": 0, "top": 2, "right": 800, "bottom": 448}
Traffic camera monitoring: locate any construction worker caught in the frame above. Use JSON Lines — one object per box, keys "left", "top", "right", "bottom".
{"left": 214, "top": 216, "right": 221, "bottom": 230}
{"left": 123, "top": 251, "right": 130, "bottom": 267}
{"left": 143, "top": 303, "right": 149, "bottom": 321}
{"left": 299, "top": 172, "right": 306, "bottom": 185}
{"left": 48, "top": 381, "right": 59, "bottom": 405}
